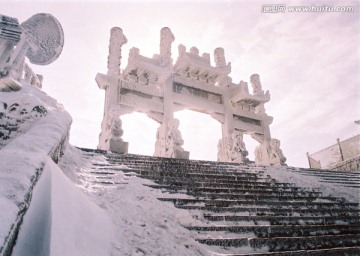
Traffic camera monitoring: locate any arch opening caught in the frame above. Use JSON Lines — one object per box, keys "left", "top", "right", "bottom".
{"left": 174, "top": 110, "right": 221, "bottom": 161}
{"left": 121, "top": 112, "right": 158, "bottom": 156}
{"left": 243, "top": 133, "right": 258, "bottom": 163}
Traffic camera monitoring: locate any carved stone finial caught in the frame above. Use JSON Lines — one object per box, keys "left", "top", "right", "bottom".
{"left": 0, "top": 15, "right": 21, "bottom": 78}
{"left": 107, "top": 27, "right": 127, "bottom": 77}
{"left": 190, "top": 47, "right": 199, "bottom": 56}
{"left": 250, "top": 74, "right": 264, "bottom": 96}
{"left": 178, "top": 44, "right": 186, "bottom": 57}
{"left": 214, "top": 47, "right": 226, "bottom": 67}
{"left": 0, "top": 13, "right": 64, "bottom": 91}
{"left": 160, "top": 27, "right": 174, "bottom": 66}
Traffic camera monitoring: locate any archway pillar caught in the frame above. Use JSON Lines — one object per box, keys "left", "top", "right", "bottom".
{"left": 154, "top": 74, "right": 189, "bottom": 159}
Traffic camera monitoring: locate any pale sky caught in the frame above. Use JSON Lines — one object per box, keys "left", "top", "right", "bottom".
{"left": 2, "top": 0, "right": 359, "bottom": 167}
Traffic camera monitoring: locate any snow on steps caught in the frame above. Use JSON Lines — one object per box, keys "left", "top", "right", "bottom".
{"left": 77, "top": 148, "right": 360, "bottom": 255}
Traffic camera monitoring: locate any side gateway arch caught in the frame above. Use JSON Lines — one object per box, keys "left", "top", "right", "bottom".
{"left": 96, "top": 27, "right": 286, "bottom": 166}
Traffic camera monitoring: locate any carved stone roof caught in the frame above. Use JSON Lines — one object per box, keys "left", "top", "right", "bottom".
{"left": 174, "top": 45, "right": 231, "bottom": 85}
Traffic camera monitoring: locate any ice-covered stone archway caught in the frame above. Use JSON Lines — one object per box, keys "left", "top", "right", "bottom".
{"left": 95, "top": 27, "right": 286, "bottom": 166}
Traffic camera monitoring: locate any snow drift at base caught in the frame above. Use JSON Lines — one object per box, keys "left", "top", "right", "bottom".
{"left": 12, "top": 157, "right": 114, "bottom": 256}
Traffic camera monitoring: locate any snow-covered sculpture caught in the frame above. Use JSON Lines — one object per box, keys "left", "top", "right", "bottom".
{"left": 255, "top": 138, "right": 286, "bottom": 166}
{"left": 164, "top": 118, "right": 188, "bottom": 159}
{"left": 96, "top": 27, "right": 285, "bottom": 165}
{"left": 0, "top": 13, "right": 64, "bottom": 91}
{"left": 109, "top": 117, "right": 128, "bottom": 154}
{"left": 0, "top": 100, "right": 47, "bottom": 148}
{"left": 217, "top": 131, "right": 248, "bottom": 163}
{"left": 231, "top": 131, "right": 248, "bottom": 163}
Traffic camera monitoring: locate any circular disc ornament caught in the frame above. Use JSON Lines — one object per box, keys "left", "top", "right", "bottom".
{"left": 21, "top": 13, "right": 64, "bottom": 65}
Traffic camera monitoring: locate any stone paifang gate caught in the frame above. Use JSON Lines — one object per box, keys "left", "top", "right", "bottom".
{"left": 96, "top": 27, "right": 286, "bottom": 166}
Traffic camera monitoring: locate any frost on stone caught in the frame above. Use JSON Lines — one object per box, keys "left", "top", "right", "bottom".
{"left": 21, "top": 13, "right": 64, "bottom": 65}
{"left": 0, "top": 101, "right": 47, "bottom": 148}
{"left": 0, "top": 13, "right": 64, "bottom": 91}
{"left": 96, "top": 26, "right": 286, "bottom": 165}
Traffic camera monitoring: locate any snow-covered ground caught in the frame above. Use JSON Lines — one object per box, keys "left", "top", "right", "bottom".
{"left": 263, "top": 165, "right": 359, "bottom": 205}
{"left": 55, "top": 144, "right": 209, "bottom": 256}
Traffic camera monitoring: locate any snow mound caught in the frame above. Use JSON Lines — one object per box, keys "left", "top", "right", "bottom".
{"left": 0, "top": 82, "right": 72, "bottom": 255}
{"left": 12, "top": 158, "right": 113, "bottom": 256}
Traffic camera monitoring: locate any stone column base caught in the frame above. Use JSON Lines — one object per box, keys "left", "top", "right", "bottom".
{"left": 174, "top": 150, "right": 189, "bottom": 160}
{"left": 109, "top": 139, "right": 128, "bottom": 154}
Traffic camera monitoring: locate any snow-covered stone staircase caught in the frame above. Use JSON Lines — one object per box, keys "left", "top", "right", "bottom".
{"left": 79, "top": 148, "right": 360, "bottom": 255}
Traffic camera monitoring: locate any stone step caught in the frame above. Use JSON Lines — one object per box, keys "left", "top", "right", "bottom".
{"left": 196, "top": 234, "right": 360, "bottom": 251}
{"left": 203, "top": 214, "right": 360, "bottom": 225}
{"left": 186, "top": 173, "right": 262, "bottom": 181}
{"left": 298, "top": 168, "right": 360, "bottom": 175}
{"left": 143, "top": 176, "right": 297, "bottom": 188}
{"left": 318, "top": 180, "right": 360, "bottom": 186}
{"left": 137, "top": 171, "right": 262, "bottom": 181}
{"left": 292, "top": 173, "right": 360, "bottom": 181}
{"left": 145, "top": 184, "right": 322, "bottom": 197}
{"left": 175, "top": 205, "right": 360, "bottom": 216}
{"left": 158, "top": 198, "right": 359, "bottom": 209}
{"left": 192, "top": 181, "right": 316, "bottom": 191}
{"left": 187, "top": 224, "right": 360, "bottom": 237}
{"left": 185, "top": 192, "right": 333, "bottom": 202}
{"left": 207, "top": 246, "right": 360, "bottom": 256}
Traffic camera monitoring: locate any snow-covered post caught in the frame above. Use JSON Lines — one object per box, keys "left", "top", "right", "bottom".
{"left": 160, "top": 27, "right": 174, "bottom": 67}
{"left": 97, "top": 27, "right": 129, "bottom": 152}
{"left": 107, "top": 27, "right": 127, "bottom": 77}
{"left": 215, "top": 47, "right": 236, "bottom": 162}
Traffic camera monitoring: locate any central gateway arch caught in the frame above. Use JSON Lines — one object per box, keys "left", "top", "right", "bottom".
{"left": 96, "top": 27, "right": 286, "bottom": 166}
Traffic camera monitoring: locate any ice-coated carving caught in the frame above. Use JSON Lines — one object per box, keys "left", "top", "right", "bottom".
{"left": 109, "top": 117, "right": 128, "bottom": 154}
{"left": 21, "top": 13, "right": 64, "bottom": 65}
{"left": 217, "top": 131, "right": 248, "bottom": 163}
{"left": 214, "top": 47, "right": 226, "bottom": 68}
{"left": 24, "top": 63, "right": 42, "bottom": 88}
{"left": 154, "top": 119, "right": 189, "bottom": 159}
{"left": 231, "top": 131, "right": 249, "bottom": 162}
{"left": 255, "top": 138, "right": 286, "bottom": 166}
{"left": 250, "top": 73, "right": 264, "bottom": 96}
{"left": 269, "top": 139, "right": 286, "bottom": 165}
{"left": 0, "top": 15, "right": 21, "bottom": 77}
{"left": 96, "top": 27, "right": 285, "bottom": 165}
{"left": 0, "top": 13, "right": 64, "bottom": 91}
{"left": 160, "top": 27, "right": 174, "bottom": 66}
{"left": 164, "top": 118, "right": 188, "bottom": 159}
{"left": 107, "top": 27, "right": 127, "bottom": 77}
{"left": 0, "top": 101, "right": 47, "bottom": 148}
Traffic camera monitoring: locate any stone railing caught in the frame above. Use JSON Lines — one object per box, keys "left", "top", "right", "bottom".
{"left": 329, "top": 155, "right": 360, "bottom": 172}
{"left": 307, "top": 134, "right": 360, "bottom": 171}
